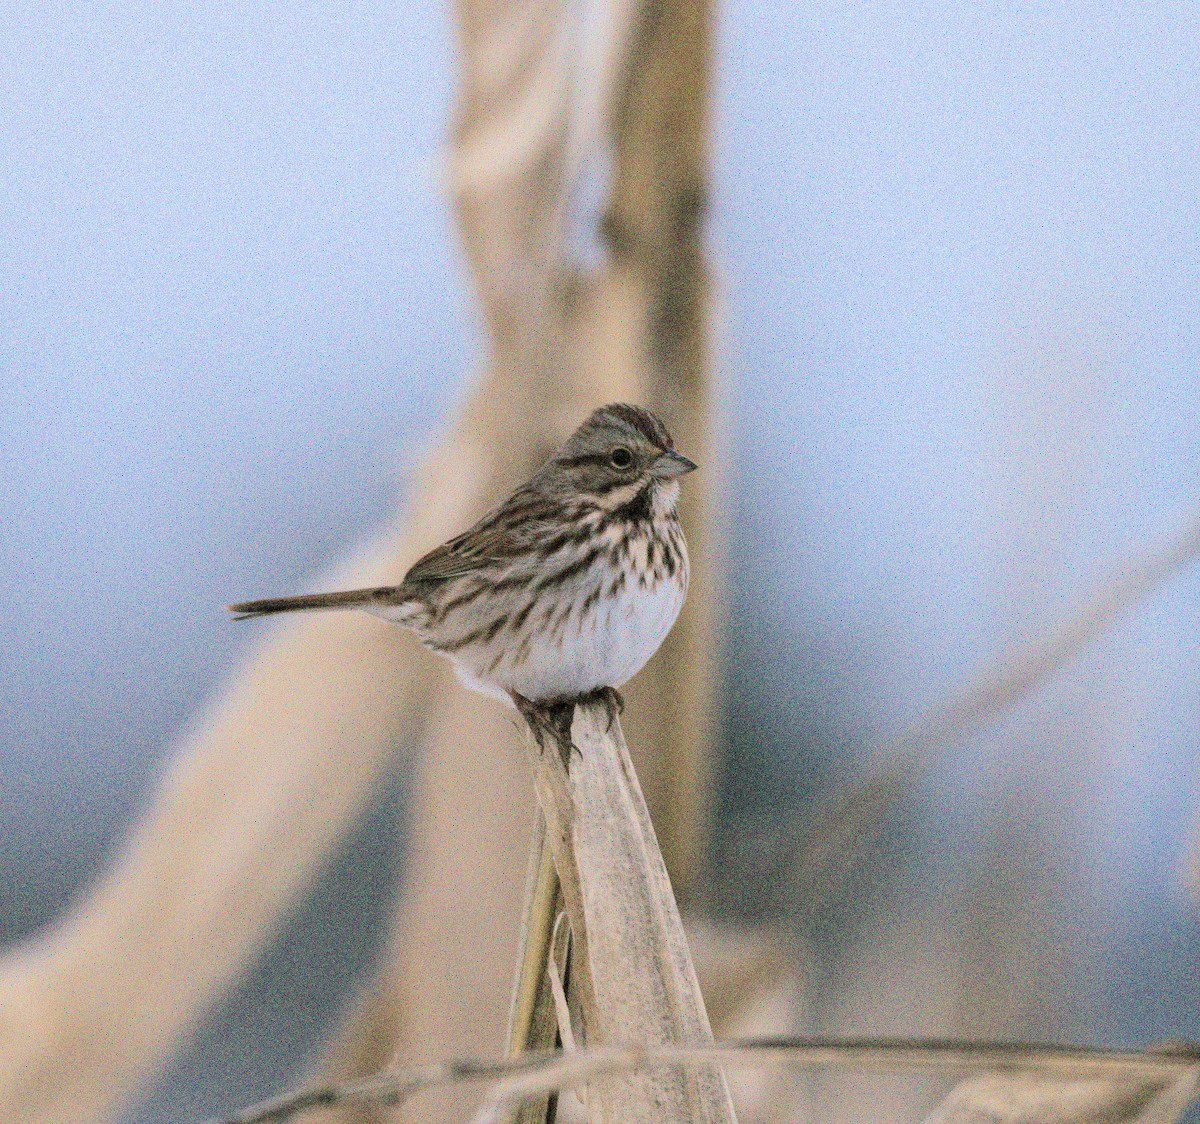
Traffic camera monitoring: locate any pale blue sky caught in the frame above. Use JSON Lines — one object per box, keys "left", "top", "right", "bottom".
{"left": 2, "top": 2, "right": 1199, "bottom": 1118}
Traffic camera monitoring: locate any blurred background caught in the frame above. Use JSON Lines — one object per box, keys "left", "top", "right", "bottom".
{"left": 2, "top": 2, "right": 1199, "bottom": 1121}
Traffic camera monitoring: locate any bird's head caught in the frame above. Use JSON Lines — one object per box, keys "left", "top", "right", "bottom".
{"left": 550, "top": 403, "right": 697, "bottom": 506}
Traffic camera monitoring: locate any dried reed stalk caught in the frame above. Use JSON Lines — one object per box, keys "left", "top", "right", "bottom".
{"left": 314, "top": 0, "right": 719, "bottom": 1116}
{"left": 506, "top": 701, "right": 735, "bottom": 1122}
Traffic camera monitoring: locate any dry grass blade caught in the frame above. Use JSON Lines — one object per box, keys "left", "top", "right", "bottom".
{"left": 890, "top": 511, "right": 1200, "bottom": 764}
{"left": 768, "top": 509, "right": 1200, "bottom": 923}
{"left": 499, "top": 814, "right": 567, "bottom": 1124}
{"left": 506, "top": 814, "right": 563, "bottom": 1058}
{"left": 546, "top": 911, "right": 577, "bottom": 1052}
{"left": 212, "top": 1038, "right": 1200, "bottom": 1124}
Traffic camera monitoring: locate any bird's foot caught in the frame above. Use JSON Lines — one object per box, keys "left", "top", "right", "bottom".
{"left": 511, "top": 692, "right": 576, "bottom": 758}
{"left": 511, "top": 687, "right": 623, "bottom": 759}
{"left": 579, "top": 686, "right": 624, "bottom": 732}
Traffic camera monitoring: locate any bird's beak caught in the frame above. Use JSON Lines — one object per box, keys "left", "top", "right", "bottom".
{"left": 651, "top": 449, "right": 698, "bottom": 479}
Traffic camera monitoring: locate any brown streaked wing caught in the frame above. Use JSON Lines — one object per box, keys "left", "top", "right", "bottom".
{"left": 398, "top": 488, "right": 558, "bottom": 590}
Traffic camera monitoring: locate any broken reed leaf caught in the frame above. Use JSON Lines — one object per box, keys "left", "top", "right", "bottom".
{"left": 921, "top": 1068, "right": 1200, "bottom": 1124}
{"left": 212, "top": 1038, "right": 1200, "bottom": 1124}
{"left": 547, "top": 911, "right": 576, "bottom": 1053}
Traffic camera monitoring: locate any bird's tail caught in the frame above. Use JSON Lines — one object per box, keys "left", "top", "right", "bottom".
{"left": 228, "top": 586, "right": 402, "bottom": 620}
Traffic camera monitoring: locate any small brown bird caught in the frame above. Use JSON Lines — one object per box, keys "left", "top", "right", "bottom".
{"left": 230, "top": 403, "right": 696, "bottom": 742}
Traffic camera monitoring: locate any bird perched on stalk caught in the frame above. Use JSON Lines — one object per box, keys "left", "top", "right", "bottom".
{"left": 230, "top": 403, "right": 697, "bottom": 747}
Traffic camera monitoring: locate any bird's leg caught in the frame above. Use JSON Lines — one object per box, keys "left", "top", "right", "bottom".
{"left": 511, "top": 692, "right": 576, "bottom": 760}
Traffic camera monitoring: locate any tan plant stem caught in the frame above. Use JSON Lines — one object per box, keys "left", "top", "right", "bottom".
{"left": 505, "top": 817, "right": 562, "bottom": 1059}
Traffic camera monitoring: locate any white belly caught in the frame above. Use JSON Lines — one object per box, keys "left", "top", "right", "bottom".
{"left": 449, "top": 574, "right": 686, "bottom": 704}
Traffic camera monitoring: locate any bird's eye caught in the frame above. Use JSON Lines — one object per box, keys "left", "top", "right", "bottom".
{"left": 610, "top": 446, "right": 634, "bottom": 469}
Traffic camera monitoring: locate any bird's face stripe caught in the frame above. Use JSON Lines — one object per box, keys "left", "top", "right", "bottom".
{"left": 599, "top": 403, "right": 674, "bottom": 449}
{"left": 601, "top": 482, "right": 654, "bottom": 528}
{"left": 557, "top": 452, "right": 616, "bottom": 469}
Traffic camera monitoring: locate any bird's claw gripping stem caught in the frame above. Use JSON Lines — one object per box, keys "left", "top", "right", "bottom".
{"left": 511, "top": 686, "right": 624, "bottom": 759}
{"left": 512, "top": 692, "right": 577, "bottom": 759}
